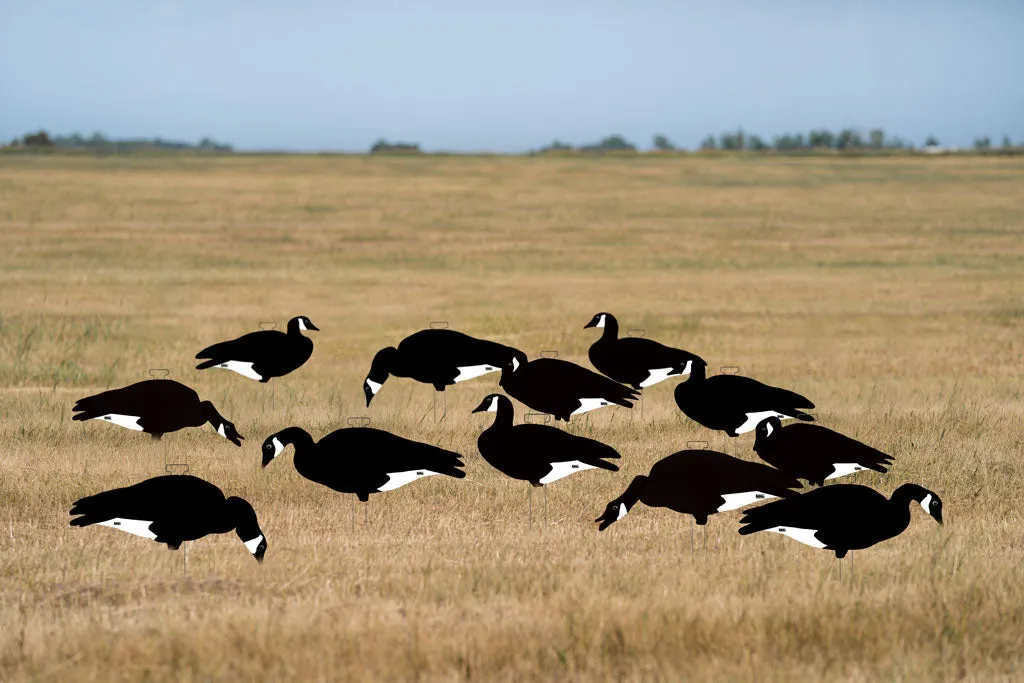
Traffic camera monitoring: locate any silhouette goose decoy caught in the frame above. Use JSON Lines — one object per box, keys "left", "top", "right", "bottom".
{"left": 261, "top": 425, "right": 466, "bottom": 503}
{"left": 472, "top": 393, "right": 620, "bottom": 524}
{"left": 363, "top": 328, "right": 523, "bottom": 406}
{"left": 594, "top": 449, "right": 801, "bottom": 551}
{"left": 71, "top": 379, "right": 243, "bottom": 445}
{"left": 673, "top": 359, "right": 814, "bottom": 437}
{"left": 584, "top": 312, "right": 704, "bottom": 390}
{"left": 499, "top": 352, "right": 639, "bottom": 422}
{"left": 69, "top": 474, "right": 267, "bottom": 562}
{"left": 195, "top": 316, "right": 318, "bottom": 382}
{"left": 753, "top": 417, "right": 894, "bottom": 486}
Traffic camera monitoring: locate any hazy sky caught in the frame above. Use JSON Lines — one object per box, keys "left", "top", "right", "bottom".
{"left": 2, "top": 0, "right": 1022, "bottom": 152}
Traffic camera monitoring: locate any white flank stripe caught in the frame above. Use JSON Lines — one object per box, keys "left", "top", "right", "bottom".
{"left": 572, "top": 398, "right": 614, "bottom": 415}
{"left": 735, "top": 411, "right": 793, "bottom": 435}
{"left": 216, "top": 361, "right": 262, "bottom": 381}
{"left": 244, "top": 535, "right": 264, "bottom": 555}
{"left": 453, "top": 364, "right": 500, "bottom": 382}
{"left": 98, "top": 518, "right": 158, "bottom": 540}
{"left": 825, "top": 462, "right": 868, "bottom": 480}
{"left": 717, "top": 491, "right": 777, "bottom": 512}
{"left": 766, "top": 526, "right": 827, "bottom": 549}
{"left": 377, "top": 469, "right": 439, "bottom": 492}
{"left": 539, "top": 460, "right": 597, "bottom": 484}
{"left": 639, "top": 367, "right": 678, "bottom": 388}
{"left": 94, "top": 414, "right": 144, "bottom": 431}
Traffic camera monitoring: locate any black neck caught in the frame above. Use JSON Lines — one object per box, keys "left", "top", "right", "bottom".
{"left": 600, "top": 315, "right": 620, "bottom": 341}
{"left": 286, "top": 318, "right": 304, "bottom": 336}
{"left": 225, "top": 496, "right": 261, "bottom": 540}
{"left": 200, "top": 400, "right": 225, "bottom": 428}
{"left": 890, "top": 483, "right": 928, "bottom": 507}
{"left": 613, "top": 475, "right": 648, "bottom": 510}
{"left": 368, "top": 347, "right": 397, "bottom": 382}
{"left": 277, "top": 426, "right": 316, "bottom": 452}
{"left": 490, "top": 397, "right": 515, "bottom": 427}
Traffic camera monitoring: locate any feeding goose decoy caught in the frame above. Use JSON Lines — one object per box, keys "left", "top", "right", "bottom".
{"left": 738, "top": 483, "right": 943, "bottom": 577}
{"left": 69, "top": 475, "right": 267, "bottom": 563}
{"left": 195, "top": 316, "right": 318, "bottom": 382}
{"left": 594, "top": 449, "right": 801, "bottom": 551}
{"left": 673, "top": 359, "right": 814, "bottom": 437}
{"left": 753, "top": 416, "right": 894, "bottom": 486}
{"left": 363, "top": 328, "right": 523, "bottom": 406}
{"left": 584, "top": 312, "right": 704, "bottom": 390}
{"left": 499, "top": 352, "right": 639, "bottom": 422}
{"left": 472, "top": 393, "right": 620, "bottom": 525}
{"left": 71, "top": 379, "right": 244, "bottom": 445}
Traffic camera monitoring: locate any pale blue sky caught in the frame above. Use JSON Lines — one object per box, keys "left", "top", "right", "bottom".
{"left": 2, "top": 0, "right": 1021, "bottom": 152}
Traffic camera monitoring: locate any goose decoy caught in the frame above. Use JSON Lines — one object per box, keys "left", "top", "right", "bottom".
{"left": 261, "top": 425, "right": 466, "bottom": 503}
{"left": 363, "top": 328, "right": 523, "bottom": 406}
{"left": 499, "top": 352, "right": 639, "bottom": 422}
{"left": 69, "top": 475, "right": 267, "bottom": 562}
{"left": 195, "top": 316, "right": 318, "bottom": 382}
{"left": 594, "top": 449, "right": 801, "bottom": 551}
{"left": 472, "top": 393, "right": 620, "bottom": 524}
{"left": 753, "top": 417, "right": 894, "bottom": 486}
{"left": 584, "top": 312, "right": 704, "bottom": 390}
{"left": 738, "top": 483, "right": 943, "bottom": 576}
{"left": 673, "top": 359, "right": 814, "bottom": 437}
{"left": 71, "top": 379, "right": 243, "bottom": 445}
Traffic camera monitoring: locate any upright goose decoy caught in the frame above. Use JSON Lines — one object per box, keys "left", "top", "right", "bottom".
{"left": 753, "top": 417, "right": 894, "bottom": 486}
{"left": 499, "top": 352, "right": 639, "bottom": 422}
{"left": 363, "top": 329, "right": 523, "bottom": 406}
{"left": 594, "top": 449, "right": 801, "bottom": 550}
{"left": 71, "top": 379, "right": 243, "bottom": 445}
{"left": 70, "top": 475, "right": 267, "bottom": 562}
{"left": 584, "top": 312, "right": 704, "bottom": 390}
{"left": 261, "top": 425, "right": 466, "bottom": 502}
{"left": 473, "top": 393, "right": 620, "bottom": 524}
{"left": 195, "top": 316, "right": 318, "bottom": 382}
{"left": 673, "top": 359, "right": 814, "bottom": 437}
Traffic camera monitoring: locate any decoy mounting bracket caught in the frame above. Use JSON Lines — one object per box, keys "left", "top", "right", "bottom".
{"left": 686, "top": 440, "right": 710, "bottom": 450}
{"left": 164, "top": 462, "right": 190, "bottom": 475}
{"left": 719, "top": 365, "right": 741, "bottom": 375}
{"left": 524, "top": 412, "right": 552, "bottom": 425}
{"left": 430, "top": 321, "right": 449, "bottom": 329}
{"left": 148, "top": 368, "right": 170, "bottom": 379}
{"left": 259, "top": 321, "right": 277, "bottom": 331}
{"left": 539, "top": 350, "right": 558, "bottom": 359}
{"left": 347, "top": 417, "right": 371, "bottom": 428}
{"left": 626, "top": 328, "right": 646, "bottom": 338}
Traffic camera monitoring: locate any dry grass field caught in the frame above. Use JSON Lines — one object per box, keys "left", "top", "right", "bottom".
{"left": 1, "top": 153, "right": 1023, "bottom": 682}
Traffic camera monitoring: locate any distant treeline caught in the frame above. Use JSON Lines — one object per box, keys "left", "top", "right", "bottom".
{"left": 7, "top": 130, "right": 233, "bottom": 152}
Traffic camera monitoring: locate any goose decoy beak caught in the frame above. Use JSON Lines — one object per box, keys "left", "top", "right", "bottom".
{"left": 306, "top": 321, "right": 320, "bottom": 331}
{"left": 471, "top": 398, "right": 490, "bottom": 413}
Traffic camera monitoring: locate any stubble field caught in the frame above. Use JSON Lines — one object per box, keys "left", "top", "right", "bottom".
{"left": 1, "top": 153, "right": 1023, "bottom": 681}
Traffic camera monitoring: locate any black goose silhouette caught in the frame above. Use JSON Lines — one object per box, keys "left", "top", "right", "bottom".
{"left": 69, "top": 475, "right": 267, "bottom": 562}
{"left": 595, "top": 449, "right": 801, "bottom": 534}
{"left": 363, "top": 329, "right": 523, "bottom": 406}
{"left": 673, "top": 359, "right": 814, "bottom": 436}
{"left": 261, "top": 426, "right": 465, "bottom": 501}
{"left": 71, "top": 379, "right": 243, "bottom": 445}
{"left": 195, "top": 316, "right": 318, "bottom": 382}
{"left": 499, "top": 352, "right": 639, "bottom": 422}
{"left": 584, "top": 312, "right": 704, "bottom": 390}
{"left": 753, "top": 417, "right": 894, "bottom": 486}
{"left": 738, "top": 483, "right": 943, "bottom": 561}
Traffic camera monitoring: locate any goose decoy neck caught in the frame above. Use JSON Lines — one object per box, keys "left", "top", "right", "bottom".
{"left": 364, "top": 347, "right": 397, "bottom": 405}
{"left": 595, "top": 475, "right": 648, "bottom": 531}
{"left": 891, "top": 483, "right": 944, "bottom": 525}
{"left": 200, "top": 401, "right": 244, "bottom": 446}
{"left": 584, "top": 312, "right": 619, "bottom": 340}
{"left": 287, "top": 316, "right": 319, "bottom": 335}
{"left": 225, "top": 496, "right": 267, "bottom": 563}
{"left": 472, "top": 394, "right": 514, "bottom": 426}
{"left": 753, "top": 416, "right": 783, "bottom": 452}
{"left": 262, "top": 427, "right": 315, "bottom": 467}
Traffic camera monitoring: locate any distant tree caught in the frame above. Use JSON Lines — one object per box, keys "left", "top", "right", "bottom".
{"left": 1001, "top": 135, "right": 1013, "bottom": 149}
{"left": 869, "top": 128, "right": 885, "bottom": 149}
{"left": 22, "top": 130, "right": 53, "bottom": 147}
{"left": 699, "top": 135, "right": 717, "bottom": 150}
{"left": 719, "top": 129, "right": 745, "bottom": 151}
{"left": 748, "top": 135, "right": 769, "bottom": 151}
{"left": 370, "top": 138, "right": 422, "bottom": 154}
{"left": 652, "top": 134, "right": 675, "bottom": 151}
{"left": 885, "top": 136, "right": 907, "bottom": 150}
{"left": 533, "top": 139, "right": 575, "bottom": 154}
{"left": 773, "top": 133, "right": 804, "bottom": 151}
{"left": 808, "top": 129, "right": 836, "bottom": 149}
{"left": 580, "top": 135, "right": 636, "bottom": 152}
{"left": 924, "top": 135, "right": 940, "bottom": 147}
{"left": 973, "top": 136, "right": 991, "bottom": 150}
{"left": 836, "top": 128, "right": 864, "bottom": 150}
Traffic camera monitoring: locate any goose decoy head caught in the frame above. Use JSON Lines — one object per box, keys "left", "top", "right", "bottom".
{"left": 920, "top": 490, "right": 944, "bottom": 525}
{"left": 584, "top": 312, "right": 613, "bottom": 329}
{"left": 261, "top": 433, "right": 287, "bottom": 468}
{"left": 200, "top": 401, "right": 244, "bottom": 446}
{"left": 753, "top": 416, "right": 783, "bottom": 451}
{"left": 289, "top": 316, "right": 320, "bottom": 333}
{"left": 216, "top": 419, "right": 245, "bottom": 447}
{"left": 363, "top": 347, "right": 396, "bottom": 406}
{"left": 226, "top": 496, "right": 267, "bottom": 563}
{"left": 503, "top": 350, "right": 528, "bottom": 374}
{"left": 471, "top": 394, "right": 503, "bottom": 413}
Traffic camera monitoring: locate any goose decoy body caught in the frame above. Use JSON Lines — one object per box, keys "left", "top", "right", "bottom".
{"left": 753, "top": 416, "right": 894, "bottom": 486}
{"left": 738, "top": 483, "right": 943, "bottom": 558}
{"left": 261, "top": 426, "right": 466, "bottom": 501}
{"left": 195, "top": 316, "right": 318, "bottom": 382}
{"left": 673, "top": 359, "right": 814, "bottom": 437}
{"left": 363, "top": 329, "right": 523, "bottom": 406}
{"left": 472, "top": 394, "right": 620, "bottom": 487}
{"left": 595, "top": 449, "right": 801, "bottom": 530}
{"left": 71, "top": 379, "right": 243, "bottom": 445}
{"left": 69, "top": 475, "right": 267, "bottom": 562}
{"left": 584, "top": 312, "right": 704, "bottom": 389}
{"left": 499, "top": 352, "right": 639, "bottom": 422}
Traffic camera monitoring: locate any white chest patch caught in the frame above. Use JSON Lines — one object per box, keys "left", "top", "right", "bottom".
{"left": 616, "top": 503, "right": 628, "bottom": 521}
{"left": 377, "top": 469, "right": 439, "bottom": 492}
{"left": 539, "top": 460, "right": 597, "bottom": 484}
{"left": 735, "top": 411, "right": 793, "bottom": 435}
{"left": 365, "top": 378, "right": 383, "bottom": 395}
{"left": 639, "top": 367, "right": 679, "bottom": 388}
{"left": 97, "top": 518, "right": 158, "bottom": 540}
{"left": 244, "top": 535, "right": 264, "bottom": 555}
{"left": 826, "top": 462, "right": 868, "bottom": 480}
{"left": 766, "top": 525, "right": 827, "bottom": 549}
{"left": 94, "top": 414, "right": 143, "bottom": 431}
{"left": 572, "top": 398, "right": 613, "bottom": 415}
{"left": 717, "top": 491, "right": 777, "bottom": 512}
{"left": 453, "top": 364, "right": 500, "bottom": 382}
{"left": 216, "top": 361, "right": 262, "bottom": 381}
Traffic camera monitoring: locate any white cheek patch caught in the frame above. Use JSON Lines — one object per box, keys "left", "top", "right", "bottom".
{"left": 596, "top": 315, "right": 606, "bottom": 328}
{"left": 365, "top": 378, "right": 382, "bottom": 395}
{"left": 244, "top": 535, "right": 264, "bottom": 555}
{"left": 539, "top": 460, "right": 597, "bottom": 484}
{"left": 766, "top": 526, "right": 827, "bottom": 549}
{"left": 919, "top": 494, "right": 933, "bottom": 514}
{"left": 735, "top": 411, "right": 793, "bottom": 435}
{"left": 98, "top": 518, "right": 158, "bottom": 540}
{"left": 216, "top": 361, "right": 262, "bottom": 381}
{"left": 94, "top": 414, "right": 143, "bottom": 431}
{"left": 765, "top": 421, "right": 774, "bottom": 437}
{"left": 453, "top": 364, "right": 500, "bottom": 382}
{"left": 572, "top": 398, "right": 613, "bottom": 415}
{"left": 487, "top": 397, "right": 499, "bottom": 412}
{"left": 217, "top": 423, "right": 227, "bottom": 438}
{"left": 377, "top": 469, "right": 439, "bottom": 492}
{"left": 639, "top": 367, "right": 677, "bottom": 388}
{"left": 717, "top": 491, "right": 777, "bottom": 512}
{"left": 511, "top": 357, "right": 520, "bottom": 372}
{"left": 616, "top": 503, "right": 628, "bottom": 521}
{"left": 298, "top": 318, "right": 307, "bottom": 331}
{"left": 826, "top": 463, "right": 867, "bottom": 480}
{"left": 272, "top": 437, "right": 284, "bottom": 458}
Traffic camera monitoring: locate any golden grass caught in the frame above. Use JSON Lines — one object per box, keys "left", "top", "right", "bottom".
{"left": 1, "top": 154, "right": 1023, "bottom": 682}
